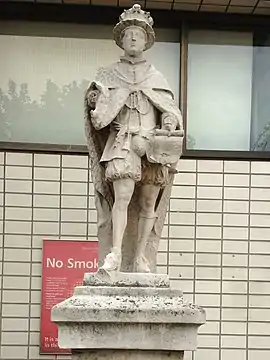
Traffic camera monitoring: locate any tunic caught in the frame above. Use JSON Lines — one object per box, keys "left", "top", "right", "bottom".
{"left": 87, "top": 55, "right": 183, "bottom": 183}
{"left": 100, "top": 56, "right": 159, "bottom": 163}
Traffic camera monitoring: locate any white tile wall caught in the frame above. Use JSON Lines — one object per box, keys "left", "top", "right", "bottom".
{"left": 1, "top": 152, "right": 270, "bottom": 360}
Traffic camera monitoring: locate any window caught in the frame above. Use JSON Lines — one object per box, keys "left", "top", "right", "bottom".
{"left": 186, "top": 29, "right": 254, "bottom": 152}
{"left": 0, "top": 22, "right": 180, "bottom": 150}
{"left": 251, "top": 29, "right": 270, "bottom": 152}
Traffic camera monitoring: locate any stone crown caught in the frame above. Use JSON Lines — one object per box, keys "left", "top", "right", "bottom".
{"left": 113, "top": 4, "right": 155, "bottom": 51}
{"left": 119, "top": 4, "right": 154, "bottom": 27}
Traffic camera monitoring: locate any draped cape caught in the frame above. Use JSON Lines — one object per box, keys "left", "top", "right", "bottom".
{"left": 84, "top": 62, "right": 183, "bottom": 271}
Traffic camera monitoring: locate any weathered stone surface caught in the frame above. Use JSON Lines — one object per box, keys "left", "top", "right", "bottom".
{"left": 85, "top": 3, "right": 184, "bottom": 273}
{"left": 83, "top": 269, "right": 170, "bottom": 288}
{"left": 52, "top": 286, "right": 200, "bottom": 325}
{"left": 72, "top": 350, "right": 184, "bottom": 360}
{"left": 57, "top": 322, "right": 199, "bottom": 351}
{"left": 51, "top": 272, "right": 206, "bottom": 351}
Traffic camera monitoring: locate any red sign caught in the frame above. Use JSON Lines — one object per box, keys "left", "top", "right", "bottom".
{"left": 40, "top": 239, "right": 98, "bottom": 354}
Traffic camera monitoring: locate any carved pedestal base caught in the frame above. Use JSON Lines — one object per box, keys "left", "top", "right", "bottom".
{"left": 51, "top": 270, "right": 205, "bottom": 359}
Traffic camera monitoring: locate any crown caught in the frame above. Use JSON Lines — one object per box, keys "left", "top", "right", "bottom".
{"left": 119, "top": 4, "right": 154, "bottom": 27}
{"left": 113, "top": 4, "right": 155, "bottom": 51}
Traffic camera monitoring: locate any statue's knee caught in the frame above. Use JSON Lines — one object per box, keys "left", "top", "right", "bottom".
{"left": 140, "top": 197, "right": 155, "bottom": 214}
{"left": 114, "top": 192, "right": 131, "bottom": 210}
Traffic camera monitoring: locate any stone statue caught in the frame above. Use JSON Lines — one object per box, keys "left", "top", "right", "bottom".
{"left": 84, "top": 4, "right": 184, "bottom": 273}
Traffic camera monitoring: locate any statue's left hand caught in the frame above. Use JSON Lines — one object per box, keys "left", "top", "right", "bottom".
{"left": 163, "top": 123, "right": 174, "bottom": 136}
{"left": 161, "top": 113, "right": 177, "bottom": 136}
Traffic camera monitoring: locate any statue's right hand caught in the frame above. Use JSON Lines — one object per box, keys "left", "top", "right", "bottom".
{"left": 87, "top": 90, "right": 99, "bottom": 108}
{"left": 90, "top": 110, "right": 103, "bottom": 130}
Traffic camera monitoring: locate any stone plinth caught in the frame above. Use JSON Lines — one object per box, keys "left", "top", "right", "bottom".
{"left": 72, "top": 350, "right": 184, "bottom": 360}
{"left": 51, "top": 270, "right": 205, "bottom": 359}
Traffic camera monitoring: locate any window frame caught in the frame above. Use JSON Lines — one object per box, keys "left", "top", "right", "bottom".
{"left": 1, "top": 2, "right": 270, "bottom": 160}
{"left": 181, "top": 20, "right": 270, "bottom": 161}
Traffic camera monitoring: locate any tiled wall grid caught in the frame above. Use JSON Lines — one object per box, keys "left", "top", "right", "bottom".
{"left": 0, "top": 152, "right": 270, "bottom": 360}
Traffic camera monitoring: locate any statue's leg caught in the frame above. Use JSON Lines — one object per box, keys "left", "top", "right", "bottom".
{"left": 134, "top": 184, "right": 160, "bottom": 273}
{"left": 112, "top": 178, "right": 135, "bottom": 250}
{"left": 101, "top": 178, "right": 135, "bottom": 271}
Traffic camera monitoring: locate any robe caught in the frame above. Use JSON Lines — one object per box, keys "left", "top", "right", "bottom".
{"left": 84, "top": 58, "right": 183, "bottom": 272}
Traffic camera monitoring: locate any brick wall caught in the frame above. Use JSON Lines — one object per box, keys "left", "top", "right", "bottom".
{"left": 1, "top": 151, "right": 270, "bottom": 360}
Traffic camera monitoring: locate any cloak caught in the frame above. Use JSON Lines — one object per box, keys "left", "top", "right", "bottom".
{"left": 84, "top": 61, "right": 183, "bottom": 272}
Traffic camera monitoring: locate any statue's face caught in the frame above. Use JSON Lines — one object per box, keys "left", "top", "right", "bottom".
{"left": 122, "top": 26, "right": 147, "bottom": 56}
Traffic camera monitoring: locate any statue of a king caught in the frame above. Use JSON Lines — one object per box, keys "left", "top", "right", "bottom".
{"left": 84, "top": 4, "right": 184, "bottom": 273}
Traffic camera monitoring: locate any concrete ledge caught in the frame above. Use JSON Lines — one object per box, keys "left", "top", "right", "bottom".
{"left": 58, "top": 322, "right": 199, "bottom": 351}
{"left": 74, "top": 285, "right": 183, "bottom": 297}
{"left": 83, "top": 269, "right": 170, "bottom": 288}
{"left": 51, "top": 286, "right": 204, "bottom": 324}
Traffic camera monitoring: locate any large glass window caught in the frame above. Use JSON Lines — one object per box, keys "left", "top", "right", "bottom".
{"left": 0, "top": 22, "right": 180, "bottom": 148}
{"left": 186, "top": 27, "right": 270, "bottom": 155}
{"left": 186, "top": 29, "right": 254, "bottom": 152}
{"left": 251, "top": 30, "right": 270, "bottom": 151}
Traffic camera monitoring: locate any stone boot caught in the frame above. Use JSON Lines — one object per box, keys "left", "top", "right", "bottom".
{"left": 101, "top": 247, "right": 122, "bottom": 272}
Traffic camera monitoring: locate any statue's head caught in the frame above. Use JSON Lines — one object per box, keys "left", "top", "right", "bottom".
{"left": 120, "top": 26, "right": 147, "bottom": 57}
{"left": 113, "top": 4, "right": 155, "bottom": 55}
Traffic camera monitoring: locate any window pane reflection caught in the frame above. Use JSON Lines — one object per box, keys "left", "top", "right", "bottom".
{"left": 187, "top": 30, "right": 253, "bottom": 151}
{"left": 0, "top": 23, "right": 180, "bottom": 147}
{"left": 252, "top": 31, "right": 270, "bottom": 151}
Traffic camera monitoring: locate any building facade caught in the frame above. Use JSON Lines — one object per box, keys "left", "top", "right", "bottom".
{"left": 1, "top": 1, "right": 270, "bottom": 360}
